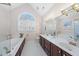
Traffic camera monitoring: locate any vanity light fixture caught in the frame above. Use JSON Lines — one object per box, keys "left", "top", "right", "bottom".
{"left": 61, "top": 10, "right": 68, "bottom": 16}
{"left": 61, "top": 3, "right": 79, "bottom": 16}
{"left": 72, "top": 4, "right": 79, "bottom": 12}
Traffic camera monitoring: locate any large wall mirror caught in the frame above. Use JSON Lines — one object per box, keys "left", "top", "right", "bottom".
{"left": 45, "top": 19, "right": 56, "bottom": 35}
{"left": 56, "top": 15, "right": 74, "bottom": 39}
{"left": 74, "top": 19, "right": 79, "bottom": 41}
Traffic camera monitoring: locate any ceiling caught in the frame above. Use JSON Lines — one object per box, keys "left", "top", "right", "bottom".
{"left": 0, "top": 3, "right": 23, "bottom": 10}
{"left": 9, "top": 3, "right": 55, "bottom": 16}
{"left": 30, "top": 3, "right": 55, "bottom": 16}
{"left": 0, "top": 3, "right": 55, "bottom": 16}
{"left": 0, "top": 3, "right": 73, "bottom": 16}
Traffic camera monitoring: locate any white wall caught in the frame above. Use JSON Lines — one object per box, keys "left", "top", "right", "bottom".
{"left": 0, "top": 5, "right": 11, "bottom": 42}
{"left": 11, "top": 4, "right": 42, "bottom": 40}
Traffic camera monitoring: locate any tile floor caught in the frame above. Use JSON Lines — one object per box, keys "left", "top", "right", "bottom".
{"left": 21, "top": 38, "right": 47, "bottom": 56}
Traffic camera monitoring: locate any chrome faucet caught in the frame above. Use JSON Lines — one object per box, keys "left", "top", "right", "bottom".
{"left": 3, "top": 47, "right": 10, "bottom": 54}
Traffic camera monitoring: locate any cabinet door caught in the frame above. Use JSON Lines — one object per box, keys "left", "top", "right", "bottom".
{"left": 39, "top": 36, "right": 42, "bottom": 46}
{"left": 45, "top": 39, "right": 51, "bottom": 56}
{"left": 51, "top": 43, "right": 62, "bottom": 56}
{"left": 62, "top": 50, "right": 72, "bottom": 56}
{"left": 41, "top": 37, "right": 45, "bottom": 49}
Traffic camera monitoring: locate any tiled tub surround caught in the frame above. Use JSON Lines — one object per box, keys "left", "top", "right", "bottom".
{"left": 40, "top": 34, "right": 79, "bottom": 56}
{"left": 0, "top": 36, "right": 25, "bottom": 56}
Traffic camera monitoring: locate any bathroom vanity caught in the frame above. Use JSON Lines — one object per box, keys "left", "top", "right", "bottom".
{"left": 39, "top": 34, "right": 79, "bottom": 56}
{"left": 15, "top": 38, "right": 25, "bottom": 56}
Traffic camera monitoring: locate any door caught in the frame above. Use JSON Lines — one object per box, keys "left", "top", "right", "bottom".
{"left": 45, "top": 39, "right": 51, "bottom": 56}
{"left": 41, "top": 37, "right": 45, "bottom": 49}
{"left": 51, "top": 43, "right": 62, "bottom": 56}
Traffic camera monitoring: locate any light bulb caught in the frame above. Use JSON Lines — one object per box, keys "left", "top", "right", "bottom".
{"left": 72, "top": 4, "right": 79, "bottom": 12}
{"left": 61, "top": 10, "right": 68, "bottom": 16}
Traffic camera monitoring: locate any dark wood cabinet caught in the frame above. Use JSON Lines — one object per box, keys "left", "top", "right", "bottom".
{"left": 39, "top": 36, "right": 45, "bottom": 49}
{"left": 51, "top": 43, "right": 62, "bottom": 56}
{"left": 39, "top": 35, "right": 72, "bottom": 56}
{"left": 41, "top": 37, "right": 45, "bottom": 49}
{"left": 39, "top": 36, "right": 42, "bottom": 46}
{"left": 45, "top": 39, "right": 51, "bottom": 56}
{"left": 62, "top": 50, "right": 71, "bottom": 56}
{"left": 15, "top": 38, "right": 25, "bottom": 56}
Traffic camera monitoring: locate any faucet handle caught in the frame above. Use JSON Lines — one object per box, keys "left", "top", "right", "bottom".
{"left": 69, "top": 41, "right": 77, "bottom": 46}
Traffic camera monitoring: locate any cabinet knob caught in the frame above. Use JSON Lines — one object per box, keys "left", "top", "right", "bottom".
{"left": 58, "top": 50, "right": 61, "bottom": 53}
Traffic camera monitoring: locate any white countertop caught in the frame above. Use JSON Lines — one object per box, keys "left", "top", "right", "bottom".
{"left": 40, "top": 34, "right": 79, "bottom": 56}
{"left": 8, "top": 34, "right": 26, "bottom": 56}
{"left": 9, "top": 37, "right": 24, "bottom": 56}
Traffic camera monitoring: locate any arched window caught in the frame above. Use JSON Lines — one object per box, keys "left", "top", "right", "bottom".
{"left": 18, "top": 12, "right": 36, "bottom": 33}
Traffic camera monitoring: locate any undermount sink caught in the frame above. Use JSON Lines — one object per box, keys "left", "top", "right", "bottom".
{"left": 59, "top": 42, "right": 75, "bottom": 51}
{"left": 47, "top": 35, "right": 56, "bottom": 38}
